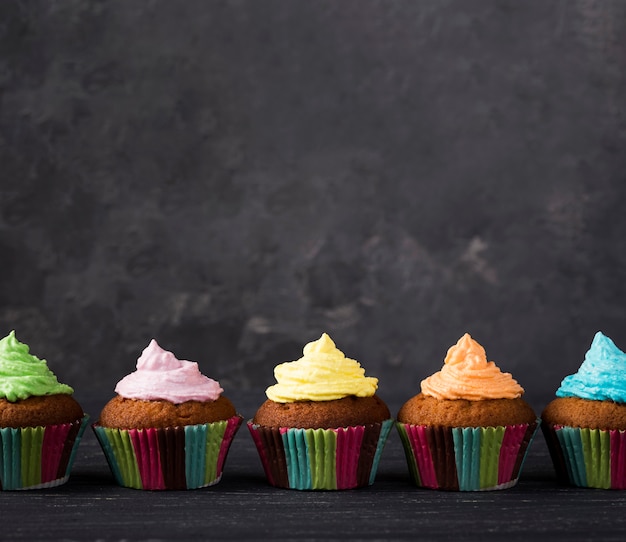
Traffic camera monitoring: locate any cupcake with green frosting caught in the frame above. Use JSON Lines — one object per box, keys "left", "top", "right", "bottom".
{"left": 0, "top": 330, "right": 88, "bottom": 490}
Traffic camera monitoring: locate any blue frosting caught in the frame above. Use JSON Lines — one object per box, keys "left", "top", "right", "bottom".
{"left": 556, "top": 332, "right": 626, "bottom": 403}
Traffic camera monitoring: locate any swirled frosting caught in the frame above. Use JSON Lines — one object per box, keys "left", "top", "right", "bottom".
{"left": 0, "top": 330, "right": 74, "bottom": 402}
{"left": 556, "top": 332, "right": 626, "bottom": 402}
{"left": 265, "top": 333, "right": 378, "bottom": 402}
{"left": 115, "top": 339, "right": 223, "bottom": 403}
{"left": 420, "top": 333, "right": 524, "bottom": 400}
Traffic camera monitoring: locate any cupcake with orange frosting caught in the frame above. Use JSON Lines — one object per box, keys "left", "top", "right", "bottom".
{"left": 93, "top": 339, "right": 242, "bottom": 490}
{"left": 248, "top": 333, "right": 393, "bottom": 490}
{"left": 396, "top": 333, "right": 538, "bottom": 491}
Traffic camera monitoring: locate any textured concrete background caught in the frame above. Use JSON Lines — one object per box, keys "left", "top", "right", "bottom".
{"left": 1, "top": 0, "right": 625, "bottom": 407}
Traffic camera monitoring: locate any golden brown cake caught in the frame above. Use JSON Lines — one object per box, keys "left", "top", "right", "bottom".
{"left": 99, "top": 395, "right": 237, "bottom": 429}
{"left": 0, "top": 395, "right": 84, "bottom": 428}
{"left": 253, "top": 394, "right": 389, "bottom": 429}
{"left": 542, "top": 397, "right": 626, "bottom": 430}
{"left": 397, "top": 393, "right": 536, "bottom": 428}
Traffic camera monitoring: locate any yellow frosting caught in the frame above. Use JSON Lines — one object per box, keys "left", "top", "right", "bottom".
{"left": 265, "top": 333, "right": 379, "bottom": 403}
{"left": 420, "top": 333, "right": 524, "bottom": 400}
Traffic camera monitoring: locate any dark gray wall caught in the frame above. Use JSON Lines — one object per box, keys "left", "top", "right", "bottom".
{"left": 1, "top": 0, "right": 625, "bottom": 407}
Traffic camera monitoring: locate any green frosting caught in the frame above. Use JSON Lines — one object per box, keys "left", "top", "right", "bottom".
{"left": 0, "top": 330, "right": 73, "bottom": 402}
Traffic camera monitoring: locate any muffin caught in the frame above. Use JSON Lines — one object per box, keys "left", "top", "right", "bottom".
{"left": 542, "top": 331, "right": 626, "bottom": 489}
{"left": 0, "top": 330, "right": 88, "bottom": 490}
{"left": 248, "top": 333, "right": 393, "bottom": 490}
{"left": 396, "top": 333, "right": 538, "bottom": 491}
{"left": 93, "top": 339, "right": 242, "bottom": 490}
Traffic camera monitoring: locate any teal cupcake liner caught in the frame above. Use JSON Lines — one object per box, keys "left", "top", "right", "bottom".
{"left": 0, "top": 415, "right": 89, "bottom": 490}
{"left": 248, "top": 419, "right": 394, "bottom": 490}
{"left": 542, "top": 423, "right": 626, "bottom": 489}
{"left": 396, "top": 419, "right": 539, "bottom": 491}
{"left": 93, "top": 415, "right": 242, "bottom": 490}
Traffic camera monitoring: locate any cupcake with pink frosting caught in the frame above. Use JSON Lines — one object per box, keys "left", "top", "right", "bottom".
{"left": 396, "top": 333, "right": 539, "bottom": 491}
{"left": 93, "top": 339, "right": 242, "bottom": 490}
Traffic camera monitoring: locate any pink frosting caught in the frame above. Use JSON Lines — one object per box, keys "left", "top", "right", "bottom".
{"left": 114, "top": 339, "right": 224, "bottom": 403}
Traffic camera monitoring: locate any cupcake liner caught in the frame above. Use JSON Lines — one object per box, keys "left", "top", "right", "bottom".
{"left": 247, "top": 418, "right": 394, "bottom": 490}
{"left": 542, "top": 423, "right": 626, "bottom": 489}
{"left": 396, "top": 419, "right": 539, "bottom": 491}
{"left": 0, "top": 415, "right": 90, "bottom": 491}
{"left": 92, "top": 415, "right": 243, "bottom": 490}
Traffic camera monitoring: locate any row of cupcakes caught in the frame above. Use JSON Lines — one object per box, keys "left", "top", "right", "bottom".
{"left": 0, "top": 329, "right": 623, "bottom": 491}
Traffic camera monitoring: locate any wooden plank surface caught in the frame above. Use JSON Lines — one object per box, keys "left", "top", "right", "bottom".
{"left": 2, "top": 393, "right": 625, "bottom": 541}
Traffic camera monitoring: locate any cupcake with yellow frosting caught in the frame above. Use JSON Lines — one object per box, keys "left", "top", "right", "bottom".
{"left": 396, "top": 333, "right": 538, "bottom": 491}
{"left": 248, "top": 333, "right": 393, "bottom": 490}
{"left": 0, "top": 331, "right": 89, "bottom": 490}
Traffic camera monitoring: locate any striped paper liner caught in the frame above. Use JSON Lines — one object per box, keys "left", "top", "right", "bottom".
{"left": 0, "top": 415, "right": 90, "bottom": 491}
{"left": 247, "top": 418, "right": 394, "bottom": 490}
{"left": 396, "top": 419, "right": 539, "bottom": 491}
{"left": 542, "top": 423, "right": 626, "bottom": 489}
{"left": 92, "top": 415, "right": 242, "bottom": 490}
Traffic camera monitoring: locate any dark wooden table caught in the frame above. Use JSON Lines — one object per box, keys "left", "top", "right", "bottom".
{"left": 2, "top": 391, "right": 625, "bottom": 541}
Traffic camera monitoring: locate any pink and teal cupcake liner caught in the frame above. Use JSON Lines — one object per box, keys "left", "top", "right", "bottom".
{"left": 93, "top": 415, "right": 242, "bottom": 490}
{"left": 247, "top": 418, "right": 394, "bottom": 490}
{"left": 0, "top": 415, "right": 89, "bottom": 490}
{"left": 396, "top": 420, "right": 539, "bottom": 491}
{"left": 542, "top": 424, "right": 626, "bottom": 489}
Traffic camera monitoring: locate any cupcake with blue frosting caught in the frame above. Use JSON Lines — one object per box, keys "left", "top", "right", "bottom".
{"left": 542, "top": 332, "right": 626, "bottom": 489}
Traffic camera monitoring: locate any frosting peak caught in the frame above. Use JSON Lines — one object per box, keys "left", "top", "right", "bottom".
{"left": 556, "top": 332, "right": 626, "bottom": 402}
{"left": 114, "top": 339, "right": 223, "bottom": 403}
{"left": 265, "top": 333, "right": 378, "bottom": 402}
{"left": 420, "top": 333, "right": 524, "bottom": 400}
{"left": 0, "top": 330, "right": 74, "bottom": 402}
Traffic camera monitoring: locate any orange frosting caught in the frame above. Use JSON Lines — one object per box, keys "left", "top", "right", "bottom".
{"left": 420, "top": 333, "right": 524, "bottom": 400}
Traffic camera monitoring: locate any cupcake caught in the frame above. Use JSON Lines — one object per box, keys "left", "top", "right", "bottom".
{"left": 93, "top": 339, "right": 242, "bottom": 490}
{"left": 0, "top": 330, "right": 88, "bottom": 490}
{"left": 248, "top": 333, "right": 393, "bottom": 490}
{"left": 396, "top": 333, "right": 538, "bottom": 491}
{"left": 542, "top": 332, "right": 626, "bottom": 489}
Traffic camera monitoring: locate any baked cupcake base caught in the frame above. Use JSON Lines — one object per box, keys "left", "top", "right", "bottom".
{"left": 396, "top": 419, "right": 540, "bottom": 491}
{"left": 542, "top": 423, "right": 626, "bottom": 489}
{"left": 247, "top": 419, "right": 394, "bottom": 490}
{"left": 0, "top": 415, "right": 90, "bottom": 491}
{"left": 93, "top": 415, "right": 243, "bottom": 490}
